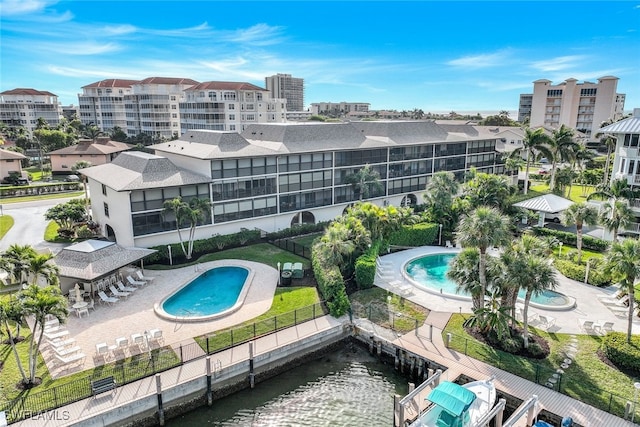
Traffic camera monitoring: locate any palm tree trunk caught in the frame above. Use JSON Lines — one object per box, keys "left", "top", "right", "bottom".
{"left": 603, "top": 146, "right": 612, "bottom": 186}
{"left": 576, "top": 224, "right": 583, "bottom": 263}
{"left": 627, "top": 284, "right": 635, "bottom": 343}
{"left": 3, "top": 319, "right": 28, "bottom": 382}
{"left": 523, "top": 150, "right": 531, "bottom": 195}
{"left": 549, "top": 159, "right": 557, "bottom": 191}
{"left": 30, "top": 326, "right": 45, "bottom": 383}
{"left": 523, "top": 292, "right": 533, "bottom": 348}
{"left": 479, "top": 248, "right": 487, "bottom": 310}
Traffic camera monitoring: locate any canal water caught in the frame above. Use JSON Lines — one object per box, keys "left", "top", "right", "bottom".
{"left": 168, "top": 343, "right": 410, "bottom": 426}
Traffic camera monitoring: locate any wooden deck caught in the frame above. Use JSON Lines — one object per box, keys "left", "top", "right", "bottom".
{"left": 392, "top": 311, "right": 630, "bottom": 427}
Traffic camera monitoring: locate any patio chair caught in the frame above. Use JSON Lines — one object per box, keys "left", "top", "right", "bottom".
{"left": 76, "top": 306, "right": 89, "bottom": 318}
{"left": 131, "top": 333, "right": 145, "bottom": 351}
{"left": 577, "top": 318, "right": 594, "bottom": 332}
{"left": 538, "top": 315, "right": 555, "bottom": 330}
{"left": 109, "top": 285, "right": 131, "bottom": 299}
{"left": 135, "top": 270, "right": 155, "bottom": 283}
{"left": 126, "top": 275, "right": 146, "bottom": 287}
{"left": 87, "top": 299, "right": 96, "bottom": 311}
{"left": 594, "top": 320, "right": 614, "bottom": 334}
{"left": 599, "top": 294, "right": 629, "bottom": 307}
{"left": 116, "top": 281, "right": 137, "bottom": 293}
{"left": 98, "top": 291, "right": 119, "bottom": 306}
{"left": 95, "top": 342, "right": 109, "bottom": 358}
{"left": 148, "top": 328, "right": 164, "bottom": 344}
{"left": 597, "top": 289, "right": 624, "bottom": 301}
{"left": 445, "top": 240, "right": 453, "bottom": 248}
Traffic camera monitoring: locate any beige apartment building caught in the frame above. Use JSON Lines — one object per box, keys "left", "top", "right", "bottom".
{"left": 0, "top": 88, "right": 63, "bottom": 134}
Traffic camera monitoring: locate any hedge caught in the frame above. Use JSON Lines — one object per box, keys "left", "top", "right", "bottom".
{"left": 354, "top": 241, "right": 382, "bottom": 290}
{"left": 531, "top": 227, "right": 609, "bottom": 252}
{"left": 602, "top": 332, "right": 640, "bottom": 375}
{"left": 266, "top": 222, "right": 329, "bottom": 240}
{"left": 553, "top": 259, "right": 611, "bottom": 287}
{"left": 389, "top": 222, "right": 438, "bottom": 247}
{"left": 311, "top": 243, "right": 350, "bottom": 316}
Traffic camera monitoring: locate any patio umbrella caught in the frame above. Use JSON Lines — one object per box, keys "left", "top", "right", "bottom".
{"left": 74, "top": 283, "right": 83, "bottom": 302}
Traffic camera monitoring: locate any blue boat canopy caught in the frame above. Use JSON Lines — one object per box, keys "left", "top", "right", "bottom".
{"left": 427, "top": 382, "right": 476, "bottom": 417}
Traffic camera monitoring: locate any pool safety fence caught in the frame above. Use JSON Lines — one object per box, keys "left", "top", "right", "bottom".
{"left": 0, "top": 302, "right": 328, "bottom": 424}
{"left": 270, "top": 238, "right": 312, "bottom": 260}
{"left": 445, "top": 332, "right": 633, "bottom": 420}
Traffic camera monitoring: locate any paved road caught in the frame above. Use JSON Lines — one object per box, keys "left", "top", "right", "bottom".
{"left": 0, "top": 196, "right": 81, "bottom": 253}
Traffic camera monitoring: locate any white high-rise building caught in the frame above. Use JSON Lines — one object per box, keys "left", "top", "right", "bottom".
{"left": 78, "top": 79, "right": 138, "bottom": 132}
{"left": 179, "top": 81, "right": 287, "bottom": 133}
{"left": 265, "top": 74, "right": 305, "bottom": 112}
{"left": 527, "top": 76, "right": 625, "bottom": 140}
{"left": 311, "top": 102, "right": 370, "bottom": 116}
{"left": 0, "top": 88, "right": 62, "bottom": 133}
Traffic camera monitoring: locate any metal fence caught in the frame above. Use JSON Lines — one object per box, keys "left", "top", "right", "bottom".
{"left": 0, "top": 302, "right": 327, "bottom": 424}
{"left": 270, "top": 239, "right": 312, "bottom": 259}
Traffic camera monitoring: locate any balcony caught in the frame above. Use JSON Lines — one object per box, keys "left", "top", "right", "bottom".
{"left": 621, "top": 222, "right": 640, "bottom": 234}
{"left": 618, "top": 147, "right": 639, "bottom": 158}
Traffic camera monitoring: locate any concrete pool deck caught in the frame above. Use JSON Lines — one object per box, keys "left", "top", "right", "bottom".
{"left": 375, "top": 246, "right": 640, "bottom": 336}
{"left": 44, "top": 259, "right": 277, "bottom": 378}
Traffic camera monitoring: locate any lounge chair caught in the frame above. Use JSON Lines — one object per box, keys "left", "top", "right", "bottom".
{"left": 116, "top": 281, "right": 137, "bottom": 293}
{"left": 135, "top": 270, "right": 155, "bottom": 283}
{"left": 131, "top": 333, "right": 145, "bottom": 350}
{"left": 126, "top": 275, "right": 146, "bottom": 287}
{"left": 54, "top": 352, "right": 85, "bottom": 367}
{"left": 599, "top": 294, "right": 629, "bottom": 307}
{"left": 594, "top": 320, "right": 614, "bottom": 333}
{"left": 98, "top": 291, "right": 119, "bottom": 306}
{"left": 148, "top": 328, "right": 164, "bottom": 344}
{"left": 577, "top": 318, "right": 594, "bottom": 332}
{"left": 109, "top": 285, "right": 131, "bottom": 299}
{"left": 445, "top": 240, "right": 453, "bottom": 248}
{"left": 95, "top": 342, "right": 109, "bottom": 358}
{"left": 54, "top": 345, "right": 81, "bottom": 357}
{"left": 538, "top": 315, "right": 555, "bottom": 330}
{"left": 44, "top": 329, "right": 70, "bottom": 340}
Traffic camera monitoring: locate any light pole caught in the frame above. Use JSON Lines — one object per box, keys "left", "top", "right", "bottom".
{"left": 584, "top": 259, "right": 591, "bottom": 284}
{"left": 167, "top": 245, "right": 173, "bottom": 266}
{"left": 277, "top": 262, "right": 281, "bottom": 286}
{"left": 632, "top": 382, "right": 640, "bottom": 422}
{"left": 558, "top": 242, "right": 563, "bottom": 258}
{"left": 438, "top": 224, "right": 443, "bottom": 246}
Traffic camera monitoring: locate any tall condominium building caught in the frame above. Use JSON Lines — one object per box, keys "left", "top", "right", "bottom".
{"left": 518, "top": 94, "right": 533, "bottom": 123}
{"left": 80, "top": 120, "right": 506, "bottom": 247}
{"left": 527, "top": 76, "right": 626, "bottom": 140}
{"left": 0, "top": 88, "right": 62, "bottom": 133}
{"left": 79, "top": 77, "right": 199, "bottom": 139}
{"left": 265, "top": 74, "right": 305, "bottom": 112}
{"left": 179, "top": 81, "right": 287, "bottom": 133}
{"left": 311, "top": 102, "right": 370, "bottom": 116}
{"left": 78, "top": 79, "right": 138, "bottom": 132}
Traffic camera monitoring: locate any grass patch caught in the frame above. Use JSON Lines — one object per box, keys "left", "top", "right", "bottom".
{"left": 349, "top": 287, "right": 429, "bottom": 334}
{"left": 0, "top": 215, "right": 14, "bottom": 239}
{"left": 290, "top": 233, "right": 322, "bottom": 249}
{"left": 194, "top": 287, "right": 322, "bottom": 352}
{"left": 443, "top": 314, "right": 636, "bottom": 417}
{"left": 0, "top": 191, "right": 84, "bottom": 204}
{"left": 149, "top": 243, "right": 310, "bottom": 271}
{"left": 529, "top": 183, "right": 595, "bottom": 203}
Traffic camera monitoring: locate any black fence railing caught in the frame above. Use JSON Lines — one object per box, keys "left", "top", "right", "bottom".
{"left": 0, "top": 302, "right": 328, "bottom": 424}
{"left": 270, "top": 238, "right": 312, "bottom": 259}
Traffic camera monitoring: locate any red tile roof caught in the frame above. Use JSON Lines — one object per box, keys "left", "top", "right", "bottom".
{"left": 186, "top": 81, "right": 267, "bottom": 91}
{"left": 82, "top": 79, "right": 140, "bottom": 89}
{"left": 137, "top": 77, "right": 200, "bottom": 86}
{"left": 1, "top": 88, "right": 57, "bottom": 96}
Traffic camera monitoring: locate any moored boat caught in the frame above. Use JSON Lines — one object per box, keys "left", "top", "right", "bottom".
{"left": 411, "top": 377, "right": 496, "bottom": 427}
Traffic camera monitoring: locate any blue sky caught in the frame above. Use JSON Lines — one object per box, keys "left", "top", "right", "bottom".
{"left": 1, "top": 0, "right": 639, "bottom": 115}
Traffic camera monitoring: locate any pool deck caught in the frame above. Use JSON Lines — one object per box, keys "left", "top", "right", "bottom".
{"left": 375, "top": 246, "right": 640, "bottom": 335}
{"left": 43, "top": 259, "right": 277, "bottom": 378}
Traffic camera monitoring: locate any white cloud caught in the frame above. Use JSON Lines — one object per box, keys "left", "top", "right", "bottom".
{"left": 47, "top": 65, "right": 140, "bottom": 79}
{"left": 0, "top": 0, "right": 52, "bottom": 15}
{"left": 102, "top": 24, "right": 138, "bottom": 36}
{"left": 38, "top": 41, "right": 122, "bottom": 56}
{"left": 223, "top": 23, "right": 286, "bottom": 46}
{"left": 446, "top": 51, "right": 509, "bottom": 69}
{"left": 529, "top": 55, "right": 587, "bottom": 72}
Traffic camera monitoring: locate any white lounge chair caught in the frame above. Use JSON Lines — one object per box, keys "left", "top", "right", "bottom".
{"left": 136, "top": 270, "right": 155, "bottom": 283}
{"left": 95, "top": 342, "right": 109, "bottom": 358}
{"left": 44, "top": 329, "right": 70, "bottom": 340}
{"left": 538, "top": 315, "right": 555, "bottom": 330}
{"left": 578, "top": 318, "right": 594, "bottom": 332}
{"left": 131, "top": 333, "right": 145, "bottom": 351}
{"left": 116, "top": 281, "right": 136, "bottom": 293}
{"left": 55, "top": 352, "right": 85, "bottom": 367}
{"left": 445, "top": 240, "right": 453, "bottom": 248}
{"left": 600, "top": 294, "right": 629, "bottom": 307}
{"left": 148, "top": 328, "right": 163, "bottom": 344}
{"left": 98, "top": 291, "right": 119, "bottom": 306}
{"left": 126, "top": 275, "right": 146, "bottom": 287}
{"left": 47, "top": 337, "right": 76, "bottom": 348}
{"left": 594, "top": 320, "right": 614, "bottom": 333}
{"left": 109, "top": 285, "right": 131, "bottom": 299}
{"left": 54, "top": 345, "right": 81, "bottom": 357}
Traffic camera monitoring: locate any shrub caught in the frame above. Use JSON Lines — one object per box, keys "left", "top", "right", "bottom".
{"left": 553, "top": 259, "right": 610, "bottom": 287}
{"left": 311, "top": 242, "right": 350, "bottom": 317}
{"left": 501, "top": 337, "right": 521, "bottom": 354}
{"left": 527, "top": 342, "right": 545, "bottom": 358}
{"left": 531, "top": 227, "right": 609, "bottom": 252}
{"left": 354, "top": 243, "right": 381, "bottom": 290}
{"left": 389, "top": 222, "right": 438, "bottom": 247}
{"left": 602, "top": 332, "right": 640, "bottom": 375}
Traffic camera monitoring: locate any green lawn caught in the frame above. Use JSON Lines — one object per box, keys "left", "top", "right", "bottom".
{"left": 444, "top": 314, "right": 635, "bottom": 417}
{"left": 290, "top": 233, "right": 322, "bottom": 249}
{"left": 529, "top": 183, "right": 595, "bottom": 203}
{"left": 0, "top": 215, "right": 14, "bottom": 239}
{"left": 348, "top": 287, "right": 429, "bottom": 333}
{"left": 149, "top": 242, "right": 311, "bottom": 271}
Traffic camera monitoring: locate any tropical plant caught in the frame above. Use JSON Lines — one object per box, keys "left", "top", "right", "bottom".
{"left": 447, "top": 247, "right": 499, "bottom": 310}
{"left": 1, "top": 244, "right": 37, "bottom": 285}
{"left": 318, "top": 222, "right": 356, "bottom": 267}
{"left": 548, "top": 125, "right": 578, "bottom": 191}
{"left": 561, "top": 202, "right": 599, "bottom": 263}
{"left": 460, "top": 170, "right": 515, "bottom": 213}
{"left": 423, "top": 171, "right": 459, "bottom": 231}
{"left": 516, "top": 127, "right": 552, "bottom": 194}
{"left": 344, "top": 164, "right": 383, "bottom": 201}
{"left": 71, "top": 160, "right": 93, "bottom": 215}
{"left": 588, "top": 178, "right": 638, "bottom": 203}
{"left": 162, "top": 197, "right": 212, "bottom": 260}
{"left": 44, "top": 199, "right": 87, "bottom": 235}
{"left": 519, "top": 255, "right": 558, "bottom": 348}
{"left": 81, "top": 124, "right": 103, "bottom": 142}
{"left": 455, "top": 207, "right": 511, "bottom": 310}
{"left": 463, "top": 290, "right": 512, "bottom": 339}
{"left": 604, "top": 239, "right": 640, "bottom": 343}
{"left": 599, "top": 200, "right": 634, "bottom": 243}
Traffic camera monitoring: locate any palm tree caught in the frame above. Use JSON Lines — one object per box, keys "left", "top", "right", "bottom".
{"left": 2, "top": 244, "right": 37, "bottom": 285}
{"left": 447, "top": 248, "right": 490, "bottom": 310}
{"left": 344, "top": 164, "right": 383, "bottom": 201}
{"left": 318, "top": 222, "right": 356, "bottom": 267}
{"left": 588, "top": 178, "right": 638, "bottom": 203}
{"left": 548, "top": 125, "right": 579, "bottom": 191}
{"left": 561, "top": 202, "right": 599, "bottom": 263}
{"left": 599, "top": 200, "right": 634, "bottom": 243}
{"left": 81, "top": 124, "right": 103, "bottom": 142}
{"left": 26, "top": 252, "right": 59, "bottom": 287}
{"left": 520, "top": 256, "right": 558, "bottom": 348}
{"left": 163, "top": 197, "right": 211, "bottom": 260}
{"left": 72, "top": 160, "right": 93, "bottom": 216}
{"left": 21, "top": 284, "right": 69, "bottom": 385}
{"left": 517, "top": 127, "right": 552, "bottom": 195}
{"left": 423, "top": 171, "right": 459, "bottom": 230}
{"left": 461, "top": 170, "right": 514, "bottom": 213}
{"left": 455, "top": 207, "right": 511, "bottom": 310}
{"left": 0, "top": 298, "right": 28, "bottom": 383}
{"left": 604, "top": 239, "right": 640, "bottom": 343}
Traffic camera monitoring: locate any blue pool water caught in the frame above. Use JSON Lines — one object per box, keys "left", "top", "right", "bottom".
{"left": 162, "top": 266, "right": 249, "bottom": 317}
{"left": 405, "top": 253, "right": 571, "bottom": 307}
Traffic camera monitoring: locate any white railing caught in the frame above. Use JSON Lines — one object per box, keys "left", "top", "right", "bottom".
{"left": 622, "top": 222, "right": 640, "bottom": 234}
{"left": 619, "top": 147, "right": 639, "bottom": 157}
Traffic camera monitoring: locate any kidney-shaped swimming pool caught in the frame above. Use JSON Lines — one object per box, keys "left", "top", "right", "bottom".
{"left": 155, "top": 265, "right": 251, "bottom": 322}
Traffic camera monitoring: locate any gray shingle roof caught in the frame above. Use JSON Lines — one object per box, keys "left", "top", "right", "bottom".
{"left": 600, "top": 110, "right": 640, "bottom": 134}
{"left": 54, "top": 239, "right": 156, "bottom": 281}
{"left": 80, "top": 151, "right": 210, "bottom": 191}
{"left": 351, "top": 121, "right": 449, "bottom": 143}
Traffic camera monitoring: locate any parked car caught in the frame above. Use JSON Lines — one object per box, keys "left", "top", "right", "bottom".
{"left": 2, "top": 174, "right": 29, "bottom": 185}
{"left": 537, "top": 169, "right": 549, "bottom": 175}
{"left": 65, "top": 174, "right": 81, "bottom": 182}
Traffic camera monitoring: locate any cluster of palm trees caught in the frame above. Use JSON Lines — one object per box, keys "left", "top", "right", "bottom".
{"left": 0, "top": 244, "right": 68, "bottom": 387}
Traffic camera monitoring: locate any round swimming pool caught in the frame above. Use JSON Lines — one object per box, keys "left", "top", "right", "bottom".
{"left": 155, "top": 265, "right": 252, "bottom": 322}
{"left": 404, "top": 253, "right": 575, "bottom": 310}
